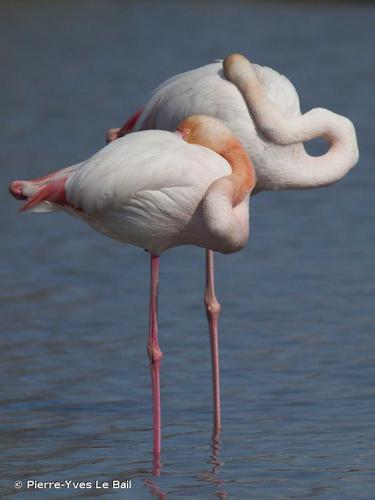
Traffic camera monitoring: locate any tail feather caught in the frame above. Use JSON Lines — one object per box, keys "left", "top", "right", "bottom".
{"left": 10, "top": 165, "right": 81, "bottom": 213}
{"left": 117, "top": 107, "right": 144, "bottom": 137}
{"left": 19, "top": 177, "right": 68, "bottom": 213}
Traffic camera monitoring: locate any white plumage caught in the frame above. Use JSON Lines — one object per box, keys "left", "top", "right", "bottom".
{"left": 68, "top": 130, "right": 234, "bottom": 254}
{"left": 121, "top": 54, "right": 358, "bottom": 191}
{"left": 10, "top": 116, "right": 255, "bottom": 256}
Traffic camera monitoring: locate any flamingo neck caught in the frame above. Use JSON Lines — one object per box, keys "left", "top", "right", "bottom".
{"left": 177, "top": 115, "right": 257, "bottom": 203}
{"left": 223, "top": 53, "right": 359, "bottom": 189}
{"left": 291, "top": 110, "right": 359, "bottom": 188}
{"left": 219, "top": 142, "right": 256, "bottom": 205}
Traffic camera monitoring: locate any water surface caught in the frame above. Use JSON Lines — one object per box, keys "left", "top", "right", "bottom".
{"left": 1, "top": 0, "right": 374, "bottom": 498}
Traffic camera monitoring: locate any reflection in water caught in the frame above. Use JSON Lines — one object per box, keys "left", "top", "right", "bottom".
{"left": 144, "top": 432, "right": 228, "bottom": 499}
{"left": 144, "top": 477, "right": 167, "bottom": 500}
{"left": 198, "top": 432, "right": 228, "bottom": 499}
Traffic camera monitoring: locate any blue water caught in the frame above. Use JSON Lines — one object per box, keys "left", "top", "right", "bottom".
{"left": 1, "top": 0, "right": 375, "bottom": 498}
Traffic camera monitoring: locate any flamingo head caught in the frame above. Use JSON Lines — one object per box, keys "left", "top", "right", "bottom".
{"left": 176, "top": 115, "right": 236, "bottom": 154}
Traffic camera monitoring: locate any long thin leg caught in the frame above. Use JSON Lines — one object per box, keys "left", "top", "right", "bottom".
{"left": 147, "top": 254, "right": 163, "bottom": 475}
{"left": 204, "top": 249, "right": 222, "bottom": 433}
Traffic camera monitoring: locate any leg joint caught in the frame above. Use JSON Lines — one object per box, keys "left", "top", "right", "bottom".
{"left": 204, "top": 294, "right": 221, "bottom": 317}
{"left": 147, "top": 343, "right": 163, "bottom": 364}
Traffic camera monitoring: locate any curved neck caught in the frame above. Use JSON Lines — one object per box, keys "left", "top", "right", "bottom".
{"left": 178, "top": 115, "right": 256, "bottom": 202}
{"left": 286, "top": 109, "right": 359, "bottom": 188}
{"left": 178, "top": 114, "right": 256, "bottom": 252}
{"left": 219, "top": 142, "right": 256, "bottom": 204}
{"left": 223, "top": 54, "right": 359, "bottom": 189}
{"left": 200, "top": 138, "right": 256, "bottom": 253}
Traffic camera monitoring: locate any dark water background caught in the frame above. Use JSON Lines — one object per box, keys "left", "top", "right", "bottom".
{"left": 1, "top": 0, "right": 374, "bottom": 498}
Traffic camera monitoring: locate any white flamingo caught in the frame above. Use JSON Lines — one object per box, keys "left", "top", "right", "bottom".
{"left": 109, "top": 53, "right": 358, "bottom": 192}
{"left": 9, "top": 115, "right": 257, "bottom": 471}
{"left": 106, "top": 52, "right": 359, "bottom": 434}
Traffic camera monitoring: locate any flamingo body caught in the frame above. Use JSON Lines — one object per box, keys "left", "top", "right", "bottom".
{"left": 135, "top": 62, "right": 299, "bottom": 191}
{"left": 68, "top": 131, "right": 239, "bottom": 255}
{"left": 124, "top": 56, "right": 358, "bottom": 192}
{"left": 11, "top": 119, "right": 254, "bottom": 256}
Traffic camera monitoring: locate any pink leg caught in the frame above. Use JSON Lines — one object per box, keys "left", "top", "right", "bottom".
{"left": 204, "top": 249, "right": 222, "bottom": 433}
{"left": 147, "top": 254, "right": 163, "bottom": 475}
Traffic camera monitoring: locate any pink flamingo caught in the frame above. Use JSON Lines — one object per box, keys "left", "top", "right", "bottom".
{"left": 9, "top": 115, "right": 256, "bottom": 472}
{"left": 106, "top": 53, "right": 359, "bottom": 434}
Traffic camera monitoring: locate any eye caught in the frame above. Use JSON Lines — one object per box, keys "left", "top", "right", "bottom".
{"left": 177, "top": 126, "right": 191, "bottom": 140}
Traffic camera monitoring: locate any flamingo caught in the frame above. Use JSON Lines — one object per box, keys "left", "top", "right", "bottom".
{"left": 108, "top": 53, "right": 359, "bottom": 192}
{"left": 9, "top": 115, "right": 256, "bottom": 472}
{"left": 106, "top": 52, "right": 360, "bottom": 435}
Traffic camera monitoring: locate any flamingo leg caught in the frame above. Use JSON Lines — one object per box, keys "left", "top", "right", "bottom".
{"left": 204, "top": 249, "right": 222, "bottom": 433}
{"left": 147, "top": 254, "right": 163, "bottom": 474}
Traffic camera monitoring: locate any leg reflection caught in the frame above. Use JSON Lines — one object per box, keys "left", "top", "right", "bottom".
{"left": 144, "top": 477, "right": 167, "bottom": 500}
{"left": 199, "top": 431, "right": 228, "bottom": 499}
